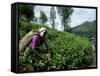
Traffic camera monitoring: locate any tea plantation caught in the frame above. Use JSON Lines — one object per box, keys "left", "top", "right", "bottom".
{"left": 19, "top": 21, "right": 96, "bottom": 72}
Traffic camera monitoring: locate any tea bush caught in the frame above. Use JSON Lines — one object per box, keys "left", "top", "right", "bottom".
{"left": 19, "top": 21, "right": 96, "bottom": 72}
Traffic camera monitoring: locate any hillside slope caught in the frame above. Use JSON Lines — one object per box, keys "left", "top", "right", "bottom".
{"left": 71, "top": 20, "right": 96, "bottom": 37}
{"left": 19, "top": 21, "right": 96, "bottom": 72}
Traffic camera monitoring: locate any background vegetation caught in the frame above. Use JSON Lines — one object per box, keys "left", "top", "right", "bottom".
{"left": 71, "top": 20, "right": 96, "bottom": 38}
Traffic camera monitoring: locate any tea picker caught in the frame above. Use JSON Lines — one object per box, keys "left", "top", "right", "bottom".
{"left": 19, "top": 27, "right": 49, "bottom": 58}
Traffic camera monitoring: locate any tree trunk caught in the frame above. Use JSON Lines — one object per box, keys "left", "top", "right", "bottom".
{"left": 19, "top": 30, "right": 34, "bottom": 52}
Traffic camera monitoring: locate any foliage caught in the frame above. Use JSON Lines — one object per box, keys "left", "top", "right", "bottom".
{"left": 39, "top": 11, "right": 48, "bottom": 24}
{"left": 19, "top": 5, "right": 35, "bottom": 21}
{"left": 19, "top": 21, "right": 96, "bottom": 72}
{"left": 19, "top": 19, "right": 33, "bottom": 40}
{"left": 71, "top": 20, "right": 96, "bottom": 38}
{"left": 50, "top": 6, "right": 56, "bottom": 29}
{"left": 57, "top": 7, "right": 73, "bottom": 31}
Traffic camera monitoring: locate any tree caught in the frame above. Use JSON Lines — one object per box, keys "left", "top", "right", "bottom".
{"left": 39, "top": 11, "right": 48, "bottom": 25}
{"left": 50, "top": 7, "right": 56, "bottom": 29}
{"left": 57, "top": 7, "right": 73, "bottom": 31}
{"left": 19, "top": 5, "right": 35, "bottom": 21}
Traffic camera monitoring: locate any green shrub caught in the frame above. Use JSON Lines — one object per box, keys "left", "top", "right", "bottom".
{"left": 19, "top": 21, "right": 96, "bottom": 72}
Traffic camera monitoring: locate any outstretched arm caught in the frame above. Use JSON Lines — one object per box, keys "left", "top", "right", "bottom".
{"left": 32, "top": 48, "right": 42, "bottom": 58}
{"left": 44, "top": 39, "right": 48, "bottom": 50}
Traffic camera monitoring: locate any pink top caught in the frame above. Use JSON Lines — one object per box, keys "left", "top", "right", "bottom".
{"left": 32, "top": 34, "right": 48, "bottom": 49}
